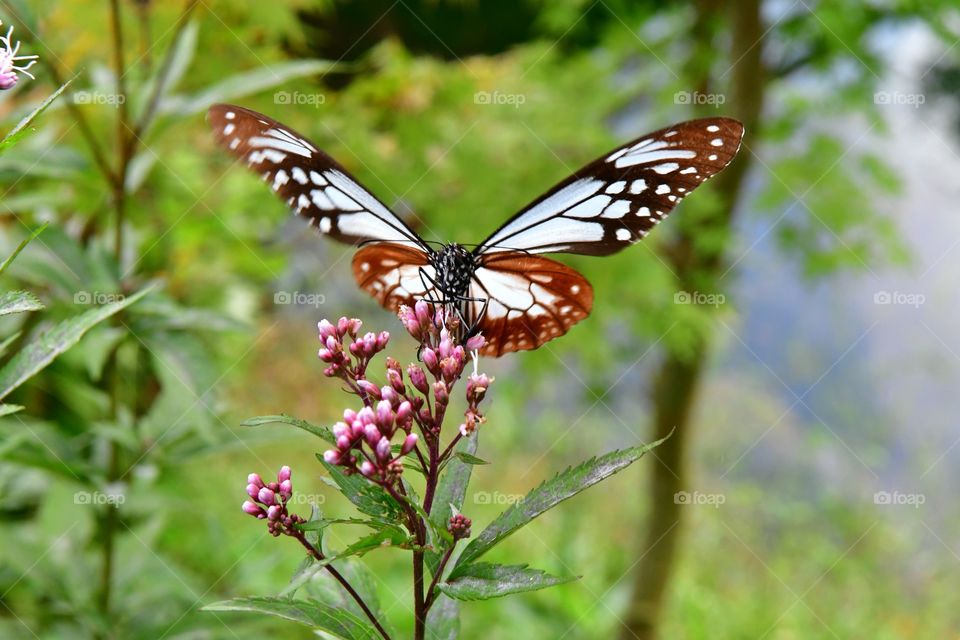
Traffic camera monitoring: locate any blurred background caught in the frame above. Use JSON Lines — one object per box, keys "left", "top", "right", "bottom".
{"left": 1, "top": 0, "right": 959, "bottom": 638}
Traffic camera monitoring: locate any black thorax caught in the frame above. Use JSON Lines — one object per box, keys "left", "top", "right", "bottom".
{"left": 430, "top": 243, "right": 476, "bottom": 299}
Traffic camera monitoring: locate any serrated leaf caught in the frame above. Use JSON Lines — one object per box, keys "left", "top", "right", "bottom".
{"left": 319, "top": 456, "right": 404, "bottom": 521}
{"left": 0, "top": 291, "right": 43, "bottom": 316}
{"left": 454, "top": 434, "right": 670, "bottom": 568}
{"left": 243, "top": 414, "right": 334, "bottom": 443}
{"left": 440, "top": 562, "right": 577, "bottom": 601}
{"left": 202, "top": 596, "right": 380, "bottom": 640}
{"left": 425, "top": 593, "right": 460, "bottom": 640}
{"left": 427, "top": 435, "right": 478, "bottom": 576}
{"left": 0, "top": 287, "right": 152, "bottom": 401}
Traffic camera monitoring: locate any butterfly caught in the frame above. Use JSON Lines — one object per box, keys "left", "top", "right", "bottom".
{"left": 209, "top": 104, "right": 744, "bottom": 357}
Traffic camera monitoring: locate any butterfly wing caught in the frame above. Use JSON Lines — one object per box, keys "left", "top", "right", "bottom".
{"left": 209, "top": 104, "right": 426, "bottom": 250}
{"left": 475, "top": 117, "right": 744, "bottom": 256}
{"left": 351, "top": 243, "right": 439, "bottom": 311}
{"left": 467, "top": 253, "right": 593, "bottom": 357}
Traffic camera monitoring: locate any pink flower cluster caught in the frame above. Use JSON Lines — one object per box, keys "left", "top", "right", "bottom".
{"left": 0, "top": 22, "right": 38, "bottom": 90}
{"left": 319, "top": 302, "right": 493, "bottom": 488}
{"left": 242, "top": 466, "right": 305, "bottom": 537}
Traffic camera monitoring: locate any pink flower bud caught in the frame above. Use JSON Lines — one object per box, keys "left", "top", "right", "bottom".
{"left": 387, "top": 368, "right": 405, "bottom": 393}
{"left": 358, "top": 380, "right": 382, "bottom": 400}
{"left": 381, "top": 387, "right": 398, "bottom": 406}
{"left": 465, "top": 334, "right": 486, "bottom": 351}
{"left": 349, "top": 340, "right": 364, "bottom": 356}
{"left": 396, "top": 401, "right": 413, "bottom": 428}
{"left": 258, "top": 487, "right": 276, "bottom": 505}
{"left": 376, "top": 436, "right": 392, "bottom": 461}
{"left": 246, "top": 483, "right": 260, "bottom": 500}
{"left": 441, "top": 357, "right": 459, "bottom": 383}
{"left": 360, "top": 460, "right": 376, "bottom": 477}
{"left": 247, "top": 473, "right": 264, "bottom": 488}
{"left": 323, "top": 450, "right": 341, "bottom": 464}
{"left": 332, "top": 422, "right": 348, "bottom": 439}
{"left": 398, "top": 305, "right": 419, "bottom": 336}
{"left": 279, "top": 480, "right": 292, "bottom": 499}
{"left": 414, "top": 300, "right": 432, "bottom": 327}
{"left": 337, "top": 317, "right": 351, "bottom": 336}
{"left": 346, "top": 318, "right": 363, "bottom": 336}
{"left": 343, "top": 409, "right": 358, "bottom": 423}
{"left": 351, "top": 420, "right": 365, "bottom": 439}
{"left": 408, "top": 365, "right": 429, "bottom": 393}
{"left": 318, "top": 348, "right": 335, "bottom": 362}
{"left": 357, "top": 406, "right": 376, "bottom": 424}
{"left": 376, "top": 331, "right": 390, "bottom": 350}
{"left": 377, "top": 400, "right": 395, "bottom": 426}
{"left": 267, "top": 505, "right": 281, "bottom": 521}
{"left": 401, "top": 433, "right": 419, "bottom": 455}
{"left": 422, "top": 348, "right": 439, "bottom": 373}
{"left": 337, "top": 435, "right": 351, "bottom": 450}
{"left": 438, "top": 331, "right": 453, "bottom": 358}
{"left": 318, "top": 319, "right": 336, "bottom": 342}
{"left": 364, "top": 423, "right": 382, "bottom": 446}
{"left": 433, "top": 380, "right": 449, "bottom": 405}
{"left": 278, "top": 466, "right": 291, "bottom": 484}
{"left": 242, "top": 500, "right": 263, "bottom": 517}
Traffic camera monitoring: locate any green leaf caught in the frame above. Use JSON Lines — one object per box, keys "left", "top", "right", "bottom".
{"left": 440, "top": 562, "right": 577, "bottom": 601}
{"left": 0, "top": 223, "right": 47, "bottom": 276}
{"left": 425, "top": 594, "right": 460, "bottom": 640}
{"left": 0, "top": 287, "right": 152, "bottom": 401}
{"left": 318, "top": 456, "right": 404, "bottom": 521}
{"left": 0, "top": 404, "right": 24, "bottom": 417}
{"left": 203, "top": 596, "right": 380, "bottom": 640}
{"left": 0, "top": 291, "right": 44, "bottom": 316}
{"left": 243, "top": 414, "right": 334, "bottom": 443}
{"left": 427, "top": 435, "right": 479, "bottom": 576}
{"left": 0, "top": 81, "right": 73, "bottom": 153}
{"left": 165, "top": 60, "right": 343, "bottom": 116}
{"left": 454, "top": 434, "right": 670, "bottom": 568}
{"left": 453, "top": 452, "right": 488, "bottom": 466}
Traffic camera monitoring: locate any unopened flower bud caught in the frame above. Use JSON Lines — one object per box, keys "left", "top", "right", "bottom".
{"left": 357, "top": 380, "right": 382, "bottom": 400}
{"left": 278, "top": 466, "right": 291, "bottom": 484}
{"left": 258, "top": 487, "right": 276, "bottom": 505}
{"left": 377, "top": 400, "right": 395, "bottom": 428}
{"left": 279, "top": 479, "right": 292, "bottom": 499}
{"left": 387, "top": 368, "right": 405, "bottom": 394}
{"left": 381, "top": 386, "right": 398, "bottom": 406}
{"left": 267, "top": 505, "right": 281, "bottom": 521}
{"left": 318, "top": 319, "right": 337, "bottom": 343}
{"left": 448, "top": 513, "right": 472, "bottom": 539}
{"left": 396, "top": 401, "right": 413, "bottom": 429}
{"left": 247, "top": 473, "right": 264, "bottom": 488}
{"left": 465, "top": 334, "right": 486, "bottom": 351}
{"left": 422, "top": 348, "right": 439, "bottom": 373}
{"left": 337, "top": 434, "right": 351, "bottom": 450}
{"left": 401, "top": 433, "right": 419, "bottom": 455}
{"left": 408, "top": 365, "right": 429, "bottom": 393}
{"left": 376, "top": 331, "right": 390, "bottom": 350}
{"left": 438, "top": 331, "right": 453, "bottom": 358}
{"left": 375, "top": 436, "right": 392, "bottom": 461}
{"left": 246, "top": 483, "right": 260, "bottom": 500}
{"left": 242, "top": 500, "right": 262, "bottom": 517}
{"left": 433, "top": 380, "right": 449, "bottom": 405}
{"left": 414, "top": 300, "right": 432, "bottom": 327}
{"left": 360, "top": 460, "right": 376, "bottom": 477}
{"left": 323, "top": 450, "right": 341, "bottom": 464}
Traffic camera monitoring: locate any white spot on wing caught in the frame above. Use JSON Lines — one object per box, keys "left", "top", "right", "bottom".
{"left": 565, "top": 195, "right": 612, "bottom": 218}
{"left": 616, "top": 228, "right": 630, "bottom": 241}
{"left": 605, "top": 181, "right": 626, "bottom": 194}
{"left": 655, "top": 184, "right": 671, "bottom": 195}
{"left": 292, "top": 167, "right": 309, "bottom": 184}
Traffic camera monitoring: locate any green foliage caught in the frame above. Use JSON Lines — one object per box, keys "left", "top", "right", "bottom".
{"left": 204, "top": 596, "right": 382, "bottom": 640}
{"left": 439, "top": 562, "right": 577, "bottom": 601}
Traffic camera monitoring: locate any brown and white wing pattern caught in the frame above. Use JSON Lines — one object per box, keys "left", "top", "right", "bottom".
{"left": 209, "top": 103, "right": 425, "bottom": 250}
{"left": 351, "top": 243, "right": 439, "bottom": 312}
{"left": 468, "top": 253, "right": 593, "bottom": 357}
{"left": 475, "top": 117, "right": 744, "bottom": 256}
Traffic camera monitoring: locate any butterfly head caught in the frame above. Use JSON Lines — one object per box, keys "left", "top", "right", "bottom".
{"left": 431, "top": 243, "right": 476, "bottom": 299}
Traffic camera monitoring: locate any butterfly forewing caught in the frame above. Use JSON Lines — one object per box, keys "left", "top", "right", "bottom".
{"left": 468, "top": 253, "right": 593, "bottom": 357}
{"left": 209, "top": 104, "right": 425, "bottom": 250}
{"left": 476, "top": 117, "right": 744, "bottom": 256}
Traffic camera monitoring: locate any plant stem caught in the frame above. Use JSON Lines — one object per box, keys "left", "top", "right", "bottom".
{"left": 413, "top": 549, "right": 426, "bottom": 640}
{"left": 109, "top": 0, "right": 128, "bottom": 259}
{"left": 291, "top": 530, "right": 393, "bottom": 640}
{"left": 424, "top": 544, "right": 455, "bottom": 611}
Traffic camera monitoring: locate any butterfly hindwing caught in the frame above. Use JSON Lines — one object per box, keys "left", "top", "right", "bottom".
{"left": 209, "top": 104, "right": 424, "bottom": 249}
{"left": 476, "top": 117, "right": 744, "bottom": 256}
{"left": 469, "top": 252, "right": 593, "bottom": 357}
{"left": 352, "top": 244, "right": 438, "bottom": 311}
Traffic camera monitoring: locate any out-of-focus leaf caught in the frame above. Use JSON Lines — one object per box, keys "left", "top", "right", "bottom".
{"left": 0, "top": 287, "right": 152, "bottom": 401}
{"left": 0, "top": 223, "right": 47, "bottom": 276}
{"left": 0, "top": 80, "right": 72, "bottom": 153}
{"left": 426, "top": 435, "right": 478, "bottom": 576}
{"left": 454, "top": 433, "right": 670, "bottom": 568}
{"left": 440, "top": 562, "right": 577, "bottom": 601}
{"left": 453, "top": 452, "right": 488, "bottom": 466}
{"left": 243, "top": 414, "right": 334, "bottom": 443}
{"left": 425, "top": 593, "right": 460, "bottom": 640}
{"left": 202, "top": 596, "right": 380, "bottom": 639}
{"left": 0, "top": 404, "right": 24, "bottom": 417}
{"left": 163, "top": 60, "right": 342, "bottom": 116}
{"left": 0, "top": 291, "right": 43, "bottom": 316}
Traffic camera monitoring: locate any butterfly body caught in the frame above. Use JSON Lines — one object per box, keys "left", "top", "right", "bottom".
{"left": 209, "top": 104, "right": 744, "bottom": 357}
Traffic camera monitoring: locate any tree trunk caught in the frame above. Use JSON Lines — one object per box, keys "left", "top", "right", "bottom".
{"left": 619, "top": 1, "right": 765, "bottom": 638}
